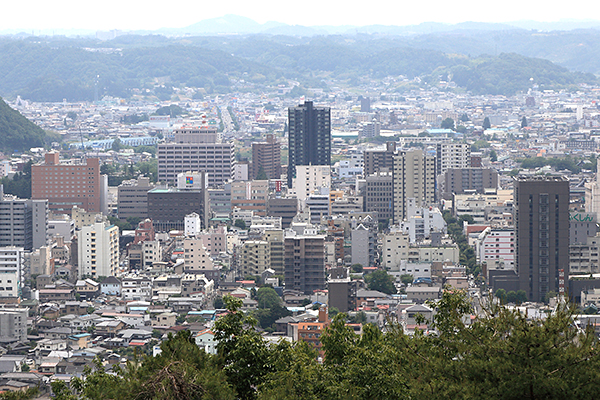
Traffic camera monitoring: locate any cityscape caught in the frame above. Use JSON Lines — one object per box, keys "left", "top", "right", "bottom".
{"left": 1, "top": 12, "right": 600, "bottom": 400}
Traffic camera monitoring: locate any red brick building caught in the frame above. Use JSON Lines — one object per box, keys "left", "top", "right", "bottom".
{"left": 32, "top": 153, "right": 106, "bottom": 214}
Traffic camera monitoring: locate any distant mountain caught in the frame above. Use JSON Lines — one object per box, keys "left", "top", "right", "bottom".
{"left": 0, "top": 34, "right": 595, "bottom": 101}
{"left": 0, "top": 97, "right": 46, "bottom": 152}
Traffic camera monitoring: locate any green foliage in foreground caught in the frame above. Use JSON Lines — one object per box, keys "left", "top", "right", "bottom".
{"left": 53, "top": 292, "right": 600, "bottom": 400}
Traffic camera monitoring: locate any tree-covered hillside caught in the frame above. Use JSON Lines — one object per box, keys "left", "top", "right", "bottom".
{"left": 0, "top": 34, "right": 596, "bottom": 102}
{"left": 0, "top": 97, "right": 46, "bottom": 152}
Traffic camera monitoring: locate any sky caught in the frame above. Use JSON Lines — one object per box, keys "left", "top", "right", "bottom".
{"left": 4, "top": 0, "right": 600, "bottom": 31}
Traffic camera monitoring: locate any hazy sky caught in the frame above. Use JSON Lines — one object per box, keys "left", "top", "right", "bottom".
{"left": 5, "top": 0, "right": 599, "bottom": 31}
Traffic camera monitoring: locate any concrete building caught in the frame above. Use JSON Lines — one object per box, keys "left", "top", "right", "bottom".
{"left": 117, "top": 177, "right": 155, "bottom": 219}
{"left": 267, "top": 196, "right": 298, "bottom": 229}
{"left": 365, "top": 170, "right": 393, "bottom": 222}
{"left": 382, "top": 230, "right": 410, "bottom": 271}
{"left": 364, "top": 142, "right": 397, "bottom": 176}
{"left": 239, "top": 240, "right": 269, "bottom": 277}
{"left": 0, "top": 248, "right": 24, "bottom": 298}
{"left": 292, "top": 165, "right": 331, "bottom": 208}
{"left": 476, "top": 228, "right": 515, "bottom": 269}
{"left": 231, "top": 180, "right": 268, "bottom": 217}
{"left": 0, "top": 188, "right": 48, "bottom": 250}
{"left": 0, "top": 307, "right": 28, "bottom": 344}
{"left": 287, "top": 101, "right": 331, "bottom": 187}
{"left": 305, "top": 193, "right": 330, "bottom": 225}
{"left": 183, "top": 238, "right": 214, "bottom": 272}
{"left": 585, "top": 173, "right": 600, "bottom": 214}
{"left": 28, "top": 246, "right": 52, "bottom": 276}
{"left": 569, "top": 234, "right": 600, "bottom": 275}
{"left": 436, "top": 143, "right": 470, "bottom": 175}
{"left": 285, "top": 234, "right": 326, "bottom": 294}
{"left": 514, "top": 176, "right": 570, "bottom": 302}
{"left": 185, "top": 213, "right": 202, "bottom": 237}
{"left": 569, "top": 211, "right": 598, "bottom": 245}
{"left": 400, "top": 199, "right": 446, "bottom": 243}
{"left": 442, "top": 168, "right": 498, "bottom": 196}
{"left": 351, "top": 224, "right": 375, "bottom": 267}
{"left": 32, "top": 152, "right": 107, "bottom": 214}
{"left": 157, "top": 127, "right": 235, "bottom": 186}
{"left": 251, "top": 134, "right": 281, "bottom": 180}
{"left": 148, "top": 172, "right": 210, "bottom": 232}
{"left": 71, "top": 205, "right": 105, "bottom": 230}
{"left": 328, "top": 268, "right": 356, "bottom": 313}
{"left": 392, "top": 149, "right": 436, "bottom": 224}
{"left": 77, "top": 222, "right": 119, "bottom": 279}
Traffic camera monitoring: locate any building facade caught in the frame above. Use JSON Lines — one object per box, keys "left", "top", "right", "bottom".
{"left": 0, "top": 247, "right": 24, "bottom": 298}
{"left": 287, "top": 101, "right": 331, "bottom": 187}
{"left": 118, "top": 177, "right": 155, "bottom": 219}
{"left": 436, "top": 143, "right": 471, "bottom": 175}
{"left": 251, "top": 134, "right": 281, "bottom": 180}
{"left": 157, "top": 128, "right": 235, "bottom": 186}
{"left": 284, "top": 235, "right": 326, "bottom": 294}
{"left": 514, "top": 176, "right": 569, "bottom": 302}
{"left": 392, "top": 150, "right": 436, "bottom": 224}
{"left": 0, "top": 189, "right": 48, "bottom": 250}
{"left": 32, "top": 152, "right": 107, "bottom": 214}
{"left": 77, "top": 222, "right": 119, "bottom": 279}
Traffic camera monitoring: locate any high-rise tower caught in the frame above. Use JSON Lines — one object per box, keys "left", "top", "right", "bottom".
{"left": 287, "top": 101, "right": 331, "bottom": 187}
{"left": 514, "top": 176, "right": 569, "bottom": 302}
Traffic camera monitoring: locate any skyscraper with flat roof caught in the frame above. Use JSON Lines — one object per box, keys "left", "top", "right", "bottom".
{"left": 514, "top": 176, "right": 569, "bottom": 302}
{"left": 287, "top": 101, "right": 331, "bottom": 187}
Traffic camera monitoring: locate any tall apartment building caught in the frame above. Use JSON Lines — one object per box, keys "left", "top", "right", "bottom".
{"left": 292, "top": 165, "right": 331, "bottom": 207}
{"left": 231, "top": 180, "right": 269, "bottom": 217}
{"left": 0, "top": 247, "right": 24, "bottom": 298}
{"left": 364, "top": 142, "right": 397, "bottom": 176}
{"left": 148, "top": 172, "right": 210, "bottom": 232}
{"left": 157, "top": 127, "right": 235, "bottom": 186}
{"left": 585, "top": 172, "right": 600, "bottom": 214}
{"left": 514, "top": 176, "right": 569, "bottom": 302}
{"left": 77, "top": 221, "right": 119, "bottom": 279}
{"left": 284, "top": 234, "right": 326, "bottom": 294}
{"left": 266, "top": 196, "right": 298, "bottom": 229}
{"left": 0, "top": 187, "right": 48, "bottom": 250}
{"left": 365, "top": 170, "right": 393, "bottom": 222}
{"left": 287, "top": 101, "right": 331, "bottom": 187}
{"left": 32, "top": 152, "right": 108, "bottom": 214}
{"left": 118, "top": 177, "right": 155, "bottom": 219}
{"left": 251, "top": 134, "right": 281, "bottom": 180}
{"left": 436, "top": 143, "right": 471, "bottom": 175}
{"left": 442, "top": 168, "right": 498, "bottom": 196}
{"left": 392, "top": 149, "right": 436, "bottom": 224}
{"left": 183, "top": 238, "right": 214, "bottom": 272}
{"left": 0, "top": 306, "right": 28, "bottom": 343}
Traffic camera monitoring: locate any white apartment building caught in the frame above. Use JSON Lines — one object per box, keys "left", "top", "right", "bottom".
{"left": 436, "top": 143, "right": 471, "bottom": 175}
{"left": 0, "top": 247, "right": 24, "bottom": 298}
{"left": 476, "top": 228, "right": 515, "bottom": 269}
{"left": 570, "top": 233, "right": 600, "bottom": 275}
{"left": 78, "top": 222, "right": 119, "bottom": 278}
{"left": 292, "top": 165, "right": 331, "bottom": 208}
{"left": 183, "top": 238, "right": 215, "bottom": 271}
{"left": 382, "top": 230, "right": 410, "bottom": 270}
{"left": 393, "top": 149, "right": 436, "bottom": 224}
{"left": 0, "top": 306, "right": 28, "bottom": 343}
{"left": 185, "top": 213, "right": 202, "bottom": 237}
{"left": 401, "top": 199, "right": 447, "bottom": 243}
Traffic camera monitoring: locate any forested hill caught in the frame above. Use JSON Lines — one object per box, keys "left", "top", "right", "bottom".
{"left": 0, "top": 34, "right": 596, "bottom": 102}
{"left": 0, "top": 97, "right": 46, "bottom": 152}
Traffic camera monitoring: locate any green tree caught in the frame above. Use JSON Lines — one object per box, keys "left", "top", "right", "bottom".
{"left": 234, "top": 219, "right": 246, "bottom": 230}
{"left": 483, "top": 116, "right": 491, "bottom": 129}
{"left": 441, "top": 117, "right": 455, "bottom": 130}
{"left": 365, "top": 270, "right": 396, "bottom": 294}
{"left": 495, "top": 288, "right": 507, "bottom": 304}
{"left": 490, "top": 149, "right": 498, "bottom": 162}
{"left": 256, "top": 287, "right": 281, "bottom": 309}
{"left": 506, "top": 290, "right": 517, "bottom": 304}
{"left": 516, "top": 290, "right": 527, "bottom": 304}
{"left": 111, "top": 138, "right": 124, "bottom": 152}
{"left": 214, "top": 296, "right": 272, "bottom": 400}
{"left": 521, "top": 116, "right": 528, "bottom": 128}
{"left": 400, "top": 274, "right": 414, "bottom": 285}
{"left": 255, "top": 166, "right": 268, "bottom": 181}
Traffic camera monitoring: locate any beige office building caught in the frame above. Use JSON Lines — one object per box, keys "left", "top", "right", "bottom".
{"left": 392, "top": 149, "right": 436, "bottom": 224}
